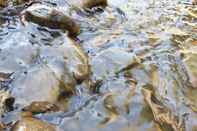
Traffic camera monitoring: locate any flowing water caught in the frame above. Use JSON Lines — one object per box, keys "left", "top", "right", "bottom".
{"left": 0, "top": 0, "right": 197, "bottom": 131}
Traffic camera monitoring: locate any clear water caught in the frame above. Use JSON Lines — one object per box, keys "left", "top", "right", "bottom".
{"left": 0, "top": 0, "right": 197, "bottom": 130}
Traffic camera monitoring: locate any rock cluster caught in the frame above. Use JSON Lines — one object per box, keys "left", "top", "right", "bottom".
{"left": 0, "top": 1, "right": 109, "bottom": 130}
{"left": 3, "top": 0, "right": 197, "bottom": 131}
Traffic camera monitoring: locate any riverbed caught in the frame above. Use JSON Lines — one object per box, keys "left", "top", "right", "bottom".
{"left": 0, "top": 0, "right": 197, "bottom": 131}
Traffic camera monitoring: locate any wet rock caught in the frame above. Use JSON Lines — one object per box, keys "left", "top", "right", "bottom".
{"left": 10, "top": 37, "right": 89, "bottom": 109}
{"left": 165, "top": 27, "right": 188, "bottom": 36}
{"left": 23, "top": 5, "right": 80, "bottom": 37}
{"left": 0, "top": 45, "right": 39, "bottom": 73}
{"left": 59, "top": 79, "right": 155, "bottom": 131}
{"left": 0, "top": 0, "right": 7, "bottom": 7}
{"left": 0, "top": 90, "right": 14, "bottom": 116}
{"left": 180, "top": 50, "right": 197, "bottom": 113}
{"left": 0, "top": 72, "right": 12, "bottom": 82}
{"left": 0, "top": 0, "right": 30, "bottom": 6}
{"left": 11, "top": 117, "right": 56, "bottom": 131}
{"left": 23, "top": 101, "right": 60, "bottom": 114}
{"left": 193, "top": 0, "right": 197, "bottom": 5}
{"left": 0, "top": 122, "right": 6, "bottom": 130}
{"left": 40, "top": 36, "right": 89, "bottom": 82}
{"left": 68, "top": 0, "right": 107, "bottom": 9}
{"left": 182, "top": 52, "right": 197, "bottom": 88}
{"left": 10, "top": 64, "right": 65, "bottom": 107}
{"left": 21, "top": 111, "right": 33, "bottom": 118}
{"left": 41, "top": 38, "right": 89, "bottom": 80}
{"left": 142, "top": 88, "right": 185, "bottom": 131}
{"left": 15, "top": 0, "right": 30, "bottom": 5}
{"left": 82, "top": 0, "right": 107, "bottom": 8}
{"left": 91, "top": 48, "right": 140, "bottom": 80}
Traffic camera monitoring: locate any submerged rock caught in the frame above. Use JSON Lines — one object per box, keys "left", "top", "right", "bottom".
{"left": 0, "top": 90, "right": 14, "bottom": 116}
{"left": 0, "top": 0, "right": 30, "bottom": 8}
{"left": 0, "top": 0, "right": 7, "bottom": 7}
{"left": 0, "top": 122, "right": 6, "bottom": 130}
{"left": 91, "top": 48, "right": 140, "bottom": 80}
{"left": 9, "top": 36, "right": 89, "bottom": 110}
{"left": 68, "top": 0, "right": 107, "bottom": 9}
{"left": 15, "top": 0, "right": 30, "bottom": 5}
{"left": 193, "top": 0, "right": 197, "bottom": 5}
{"left": 9, "top": 64, "right": 75, "bottom": 111}
{"left": 82, "top": 0, "right": 107, "bottom": 8}
{"left": 10, "top": 64, "right": 62, "bottom": 107}
{"left": 182, "top": 51, "right": 197, "bottom": 88}
{"left": 0, "top": 45, "right": 39, "bottom": 73}
{"left": 0, "top": 72, "right": 12, "bottom": 82}
{"left": 81, "top": 0, "right": 108, "bottom": 8}
{"left": 23, "top": 5, "right": 80, "bottom": 37}
{"left": 40, "top": 36, "right": 89, "bottom": 82}
{"left": 11, "top": 117, "right": 56, "bottom": 131}
{"left": 23, "top": 101, "right": 60, "bottom": 114}
{"left": 142, "top": 88, "right": 185, "bottom": 131}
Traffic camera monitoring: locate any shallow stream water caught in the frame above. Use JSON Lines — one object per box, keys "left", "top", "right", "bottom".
{"left": 0, "top": 0, "right": 197, "bottom": 131}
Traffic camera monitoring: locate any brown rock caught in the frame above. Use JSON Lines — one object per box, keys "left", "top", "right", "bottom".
{"left": 69, "top": 0, "right": 107, "bottom": 9}
{"left": 193, "top": 0, "right": 197, "bottom": 5}
{"left": 0, "top": 0, "right": 7, "bottom": 7}
{"left": 0, "top": 122, "right": 6, "bottom": 130}
{"left": 142, "top": 88, "right": 185, "bottom": 131}
{"left": 0, "top": 90, "right": 14, "bottom": 116}
{"left": 0, "top": 0, "right": 30, "bottom": 7}
{"left": 15, "top": 0, "right": 30, "bottom": 5}
{"left": 21, "top": 111, "right": 33, "bottom": 118}
{"left": 24, "top": 5, "right": 80, "bottom": 37}
{"left": 182, "top": 52, "right": 197, "bottom": 88}
{"left": 82, "top": 0, "right": 107, "bottom": 8}
{"left": 23, "top": 101, "right": 59, "bottom": 114}
{"left": 11, "top": 117, "right": 56, "bottom": 131}
{"left": 0, "top": 72, "right": 12, "bottom": 82}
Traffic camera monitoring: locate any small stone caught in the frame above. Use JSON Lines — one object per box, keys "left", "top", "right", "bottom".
{"left": 0, "top": 72, "right": 12, "bottom": 82}
{"left": 69, "top": 0, "right": 107, "bottom": 9}
{"left": 11, "top": 117, "right": 56, "bottom": 131}
{"left": 15, "top": 0, "right": 29, "bottom": 5}
{"left": 0, "top": 90, "right": 14, "bottom": 116}
{"left": 21, "top": 111, "right": 33, "bottom": 118}
{"left": 0, "top": 122, "right": 6, "bottom": 130}
{"left": 82, "top": 0, "right": 107, "bottom": 8}
{"left": 23, "top": 101, "right": 59, "bottom": 114}
{"left": 23, "top": 5, "right": 80, "bottom": 37}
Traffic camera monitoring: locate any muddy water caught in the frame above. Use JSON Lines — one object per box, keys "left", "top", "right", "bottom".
{"left": 0, "top": 0, "right": 197, "bottom": 131}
